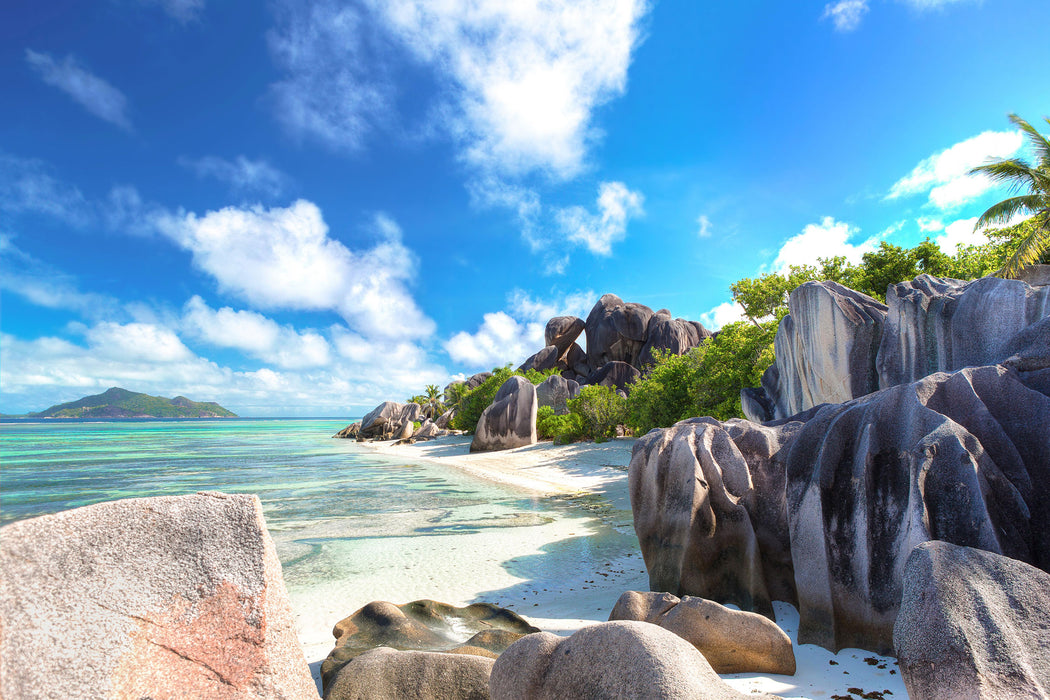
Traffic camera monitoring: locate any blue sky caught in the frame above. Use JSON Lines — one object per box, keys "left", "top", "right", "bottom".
{"left": 1, "top": 0, "right": 1047, "bottom": 416}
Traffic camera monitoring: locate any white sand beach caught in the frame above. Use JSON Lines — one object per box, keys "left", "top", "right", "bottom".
{"left": 297, "top": 434, "right": 908, "bottom": 699}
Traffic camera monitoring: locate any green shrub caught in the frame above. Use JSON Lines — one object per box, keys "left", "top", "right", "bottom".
{"left": 450, "top": 366, "right": 560, "bottom": 433}
{"left": 626, "top": 348, "right": 704, "bottom": 434}
{"left": 537, "top": 405, "right": 586, "bottom": 444}
{"left": 568, "top": 384, "right": 628, "bottom": 443}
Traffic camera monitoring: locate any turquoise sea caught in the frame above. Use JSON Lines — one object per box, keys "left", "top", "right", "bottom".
{"left": 0, "top": 418, "right": 643, "bottom": 659}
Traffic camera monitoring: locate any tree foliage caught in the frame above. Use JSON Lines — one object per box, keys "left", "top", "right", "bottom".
{"left": 969, "top": 114, "right": 1050, "bottom": 279}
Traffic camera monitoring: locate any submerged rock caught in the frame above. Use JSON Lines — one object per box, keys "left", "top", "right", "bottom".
{"left": 490, "top": 621, "right": 778, "bottom": 700}
{"left": 321, "top": 599, "right": 537, "bottom": 693}
{"left": 894, "top": 541, "right": 1050, "bottom": 700}
{"left": 0, "top": 492, "right": 316, "bottom": 700}
{"left": 471, "top": 376, "right": 538, "bottom": 452}
{"left": 609, "top": 591, "right": 795, "bottom": 675}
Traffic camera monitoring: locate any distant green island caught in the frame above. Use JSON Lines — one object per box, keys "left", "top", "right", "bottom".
{"left": 21, "top": 387, "right": 237, "bottom": 419}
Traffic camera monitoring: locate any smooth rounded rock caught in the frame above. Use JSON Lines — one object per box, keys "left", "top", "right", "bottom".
{"left": 327, "top": 647, "right": 493, "bottom": 700}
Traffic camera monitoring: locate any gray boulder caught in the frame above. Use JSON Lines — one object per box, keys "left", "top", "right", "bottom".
{"left": 0, "top": 493, "right": 317, "bottom": 700}
{"left": 435, "top": 406, "right": 456, "bottom": 430}
{"left": 518, "top": 345, "right": 562, "bottom": 373}
{"left": 489, "top": 620, "right": 776, "bottom": 700}
{"left": 327, "top": 647, "right": 493, "bottom": 700}
{"left": 585, "top": 293, "right": 655, "bottom": 368}
{"left": 629, "top": 417, "right": 803, "bottom": 617}
{"left": 562, "top": 342, "right": 588, "bottom": 376}
{"left": 609, "top": 591, "right": 795, "bottom": 675}
{"left": 745, "top": 281, "right": 887, "bottom": 422}
{"left": 360, "top": 400, "right": 425, "bottom": 440}
{"left": 894, "top": 541, "right": 1050, "bottom": 699}
{"left": 333, "top": 422, "right": 360, "bottom": 439}
{"left": 877, "top": 274, "right": 1050, "bottom": 389}
{"left": 322, "top": 599, "right": 537, "bottom": 693}
{"left": 544, "top": 316, "right": 585, "bottom": 355}
{"left": 535, "top": 375, "right": 579, "bottom": 415}
{"left": 586, "top": 361, "right": 641, "bottom": 394}
{"left": 471, "top": 376, "right": 538, "bottom": 452}
{"left": 637, "top": 310, "right": 712, "bottom": 367}
{"left": 632, "top": 348, "right": 1050, "bottom": 655}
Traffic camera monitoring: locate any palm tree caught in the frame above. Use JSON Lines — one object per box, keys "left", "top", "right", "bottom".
{"left": 969, "top": 114, "right": 1050, "bottom": 279}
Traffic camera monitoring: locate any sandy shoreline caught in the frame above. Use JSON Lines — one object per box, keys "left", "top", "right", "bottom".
{"left": 307, "top": 434, "right": 907, "bottom": 699}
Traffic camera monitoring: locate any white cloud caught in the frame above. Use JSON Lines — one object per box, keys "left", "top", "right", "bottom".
{"left": 83, "top": 322, "right": 194, "bottom": 363}
{"left": 697, "top": 214, "right": 712, "bottom": 238}
{"left": 902, "top": 0, "right": 973, "bottom": 8}
{"left": 135, "top": 0, "right": 204, "bottom": 22}
{"left": 886, "top": 130, "right": 1023, "bottom": 210}
{"left": 555, "top": 181, "right": 644, "bottom": 255}
{"left": 178, "top": 155, "right": 289, "bottom": 196}
{"left": 181, "top": 296, "right": 331, "bottom": 369}
{"left": 267, "top": 1, "right": 393, "bottom": 152}
{"left": 25, "top": 50, "right": 131, "bottom": 130}
{"left": 822, "top": 0, "right": 869, "bottom": 31}
{"left": 376, "top": 0, "right": 649, "bottom": 180}
{"left": 933, "top": 211, "right": 1033, "bottom": 255}
{"left": 267, "top": 0, "right": 649, "bottom": 180}
{"left": 0, "top": 153, "right": 93, "bottom": 225}
{"left": 917, "top": 216, "right": 944, "bottom": 232}
{"left": 772, "top": 216, "right": 879, "bottom": 272}
{"left": 0, "top": 234, "right": 118, "bottom": 315}
{"left": 700, "top": 301, "right": 747, "bottom": 331}
{"left": 444, "top": 289, "right": 595, "bottom": 369}
{"left": 154, "top": 201, "right": 435, "bottom": 341}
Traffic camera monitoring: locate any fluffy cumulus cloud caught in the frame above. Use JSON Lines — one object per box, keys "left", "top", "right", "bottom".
{"left": 886, "top": 130, "right": 1024, "bottom": 210}
{"left": 444, "top": 289, "right": 594, "bottom": 369}
{"left": 181, "top": 296, "right": 331, "bottom": 369}
{"left": 178, "top": 155, "right": 289, "bottom": 196}
{"left": 25, "top": 50, "right": 132, "bottom": 130}
{"left": 154, "top": 201, "right": 435, "bottom": 341}
{"left": 822, "top": 0, "right": 869, "bottom": 31}
{"left": 771, "top": 216, "right": 880, "bottom": 272}
{"left": 699, "top": 301, "right": 747, "bottom": 332}
{"left": 267, "top": 0, "right": 648, "bottom": 180}
{"left": 555, "top": 181, "right": 644, "bottom": 255}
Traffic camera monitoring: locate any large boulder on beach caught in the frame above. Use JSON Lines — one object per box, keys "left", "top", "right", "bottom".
{"left": 0, "top": 492, "right": 316, "bottom": 700}
{"left": 609, "top": 591, "right": 795, "bottom": 675}
{"left": 544, "top": 316, "right": 585, "bottom": 356}
{"left": 322, "top": 599, "right": 537, "bottom": 693}
{"left": 471, "top": 376, "right": 538, "bottom": 452}
{"left": 877, "top": 274, "right": 1050, "bottom": 389}
{"left": 535, "top": 375, "right": 579, "bottom": 415}
{"left": 585, "top": 294, "right": 655, "bottom": 368}
{"left": 489, "top": 621, "right": 777, "bottom": 700}
{"left": 744, "top": 281, "right": 887, "bottom": 422}
{"left": 629, "top": 417, "right": 803, "bottom": 618}
{"left": 327, "top": 647, "right": 493, "bottom": 700}
{"left": 894, "top": 541, "right": 1050, "bottom": 700}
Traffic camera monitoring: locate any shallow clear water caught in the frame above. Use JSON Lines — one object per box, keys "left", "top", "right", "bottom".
{"left": 0, "top": 419, "right": 640, "bottom": 656}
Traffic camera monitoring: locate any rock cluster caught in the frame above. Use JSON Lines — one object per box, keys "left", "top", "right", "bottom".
{"left": 608, "top": 591, "right": 795, "bottom": 675}
{"left": 519, "top": 294, "right": 711, "bottom": 392}
{"left": 0, "top": 492, "right": 317, "bottom": 699}
{"left": 632, "top": 276, "right": 1050, "bottom": 658}
{"left": 490, "top": 621, "right": 776, "bottom": 700}
{"left": 746, "top": 274, "right": 1050, "bottom": 422}
{"left": 321, "top": 599, "right": 538, "bottom": 697}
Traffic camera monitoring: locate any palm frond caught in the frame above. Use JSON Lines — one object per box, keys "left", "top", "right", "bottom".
{"left": 1009, "top": 114, "right": 1050, "bottom": 169}
{"left": 974, "top": 195, "right": 1044, "bottom": 231}
{"left": 999, "top": 214, "right": 1050, "bottom": 278}
{"left": 969, "top": 158, "right": 1039, "bottom": 192}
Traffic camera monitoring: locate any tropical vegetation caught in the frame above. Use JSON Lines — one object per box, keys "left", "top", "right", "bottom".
{"left": 968, "top": 114, "right": 1050, "bottom": 279}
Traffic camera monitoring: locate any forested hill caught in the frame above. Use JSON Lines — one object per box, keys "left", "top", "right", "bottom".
{"left": 29, "top": 387, "right": 237, "bottom": 418}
